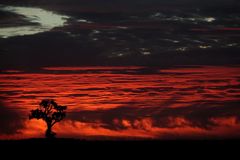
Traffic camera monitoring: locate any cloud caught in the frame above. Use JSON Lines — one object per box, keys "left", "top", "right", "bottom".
{"left": 1, "top": 100, "right": 240, "bottom": 139}
{"left": 67, "top": 100, "right": 240, "bottom": 138}
{"left": 0, "top": 102, "right": 25, "bottom": 134}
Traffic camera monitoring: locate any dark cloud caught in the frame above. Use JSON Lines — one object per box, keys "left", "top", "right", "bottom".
{"left": 1, "top": 32, "right": 240, "bottom": 69}
{"left": 68, "top": 101, "right": 240, "bottom": 131}
{"left": 0, "top": 102, "right": 25, "bottom": 134}
{"left": 1, "top": 0, "right": 239, "bottom": 6}
{"left": 1, "top": 0, "right": 240, "bottom": 69}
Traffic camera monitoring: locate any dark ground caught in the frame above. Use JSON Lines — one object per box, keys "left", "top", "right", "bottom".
{"left": 0, "top": 138, "right": 239, "bottom": 157}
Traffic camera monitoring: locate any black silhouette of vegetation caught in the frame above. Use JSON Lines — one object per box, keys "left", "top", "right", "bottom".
{"left": 29, "top": 99, "right": 67, "bottom": 138}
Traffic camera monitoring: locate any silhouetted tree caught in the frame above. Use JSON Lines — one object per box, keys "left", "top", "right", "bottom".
{"left": 29, "top": 99, "right": 67, "bottom": 138}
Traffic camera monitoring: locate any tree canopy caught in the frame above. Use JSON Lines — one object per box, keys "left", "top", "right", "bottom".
{"left": 29, "top": 99, "right": 67, "bottom": 138}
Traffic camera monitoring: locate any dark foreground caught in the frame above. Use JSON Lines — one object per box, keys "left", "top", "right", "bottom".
{"left": 1, "top": 139, "right": 239, "bottom": 158}
{"left": 1, "top": 138, "right": 239, "bottom": 149}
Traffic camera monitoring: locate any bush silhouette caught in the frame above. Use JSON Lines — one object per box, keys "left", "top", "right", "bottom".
{"left": 29, "top": 99, "right": 67, "bottom": 138}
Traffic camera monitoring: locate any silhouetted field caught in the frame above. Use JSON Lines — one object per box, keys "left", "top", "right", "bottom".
{"left": 0, "top": 139, "right": 238, "bottom": 160}
{"left": 1, "top": 138, "right": 239, "bottom": 154}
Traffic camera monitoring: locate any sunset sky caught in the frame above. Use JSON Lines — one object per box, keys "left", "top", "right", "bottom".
{"left": 0, "top": 0, "right": 240, "bottom": 140}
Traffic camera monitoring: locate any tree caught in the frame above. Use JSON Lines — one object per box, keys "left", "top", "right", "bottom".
{"left": 29, "top": 99, "right": 67, "bottom": 138}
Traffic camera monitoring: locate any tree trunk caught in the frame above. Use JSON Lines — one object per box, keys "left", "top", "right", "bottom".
{"left": 45, "top": 122, "right": 56, "bottom": 139}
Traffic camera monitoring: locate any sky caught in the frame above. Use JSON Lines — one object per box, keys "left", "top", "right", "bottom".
{"left": 1, "top": 66, "right": 240, "bottom": 139}
{"left": 0, "top": 1, "right": 240, "bottom": 140}
{"left": 0, "top": 1, "right": 240, "bottom": 69}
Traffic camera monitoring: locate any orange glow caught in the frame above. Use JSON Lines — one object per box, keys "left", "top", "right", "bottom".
{"left": 211, "top": 117, "right": 238, "bottom": 127}
{"left": 0, "top": 66, "right": 240, "bottom": 139}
